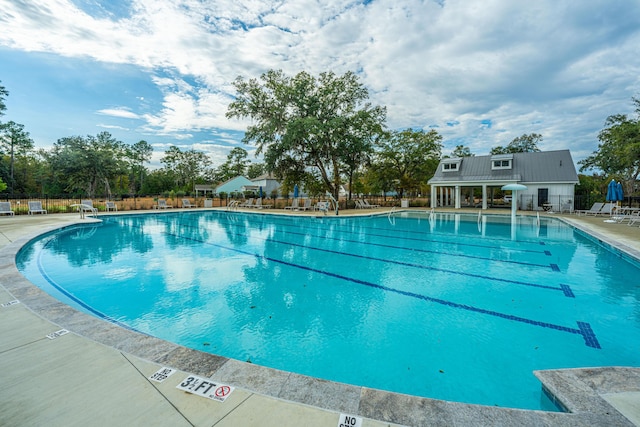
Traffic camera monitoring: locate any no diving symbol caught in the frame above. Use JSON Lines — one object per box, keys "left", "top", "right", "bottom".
{"left": 215, "top": 385, "right": 231, "bottom": 398}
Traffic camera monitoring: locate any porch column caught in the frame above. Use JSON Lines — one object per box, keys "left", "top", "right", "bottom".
{"left": 482, "top": 185, "right": 488, "bottom": 210}
{"left": 431, "top": 185, "right": 437, "bottom": 208}
{"left": 455, "top": 185, "right": 461, "bottom": 209}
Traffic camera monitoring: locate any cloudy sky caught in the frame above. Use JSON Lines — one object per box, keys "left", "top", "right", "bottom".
{"left": 1, "top": 0, "right": 639, "bottom": 169}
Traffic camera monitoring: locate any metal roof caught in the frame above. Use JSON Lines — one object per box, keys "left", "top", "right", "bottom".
{"left": 428, "top": 150, "right": 579, "bottom": 185}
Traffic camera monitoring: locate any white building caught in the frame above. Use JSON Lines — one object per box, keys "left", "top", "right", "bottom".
{"left": 428, "top": 150, "right": 579, "bottom": 212}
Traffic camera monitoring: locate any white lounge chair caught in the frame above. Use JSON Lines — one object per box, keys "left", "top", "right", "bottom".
{"left": 594, "top": 202, "right": 616, "bottom": 216}
{"left": 28, "top": 201, "right": 47, "bottom": 215}
{"left": 575, "top": 202, "right": 604, "bottom": 216}
{"left": 155, "top": 199, "right": 173, "bottom": 209}
{"left": 0, "top": 202, "right": 14, "bottom": 216}
{"left": 299, "top": 198, "right": 312, "bottom": 211}
{"left": 239, "top": 198, "right": 254, "bottom": 208}
{"left": 105, "top": 201, "right": 118, "bottom": 211}
{"left": 284, "top": 198, "right": 300, "bottom": 210}
{"left": 253, "top": 198, "right": 272, "bottom": 209}
{"left": 182, "top": 198, "right": 196, "bottom": 208}
{"left": 355, "top": 200, "right": 366, "bottom": 209}
{"left": 363, "top": 199, "right": 380, "bottom": 208}
{"left": 626, "top": 211, "right": 640, "bottom": 226}
{"left": 80, "top": 200, "right": 99, "bottom": 215}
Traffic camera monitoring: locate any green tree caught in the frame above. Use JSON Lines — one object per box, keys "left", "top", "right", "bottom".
{"left": 0, "top": 121, "right": 34, "bottom": 193}
{"left": 126, "top": 140, "right": 153, "bottom": 194}
{"left": 47, "top": 132, "right": 126, "bottom": 197}
{"left": 226, "top": 147, "right": 250, "bottom": 177}
{"left": 246, "top": 162, "right": 266, "bottom": 179}
{"left": 0, "top": 81, "right": 10, "bottom": 194}
{"left": 0, "top": 81, "right": 8, "bottom": 118}
{"left": 161, "top": 146, "right": 211, "bottom": 191}
{"left": 579, "top": 98, "right": 640, "bottom": 194}
{"left": 491, "top": 133, "right": 543, "bottom": 154}
{"left": 226, "top": 69, "right": 386, "bottom": 199}
{"left": 451, "top": 145, "right": 474, "bottom": 157}
{"left": 373, "top": 128, "right": 443, "bottom": 199}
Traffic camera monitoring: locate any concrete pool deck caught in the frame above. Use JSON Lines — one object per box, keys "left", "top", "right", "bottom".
{"left": 0, "top": 208, "right": 638, "bottom": 426}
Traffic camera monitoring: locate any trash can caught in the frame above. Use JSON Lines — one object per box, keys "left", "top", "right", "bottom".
{"left": 401, "top": 199, "right": 409, "bottom": 208}
{"left": 204, "top": 199, "right": 213, "bottom": 208}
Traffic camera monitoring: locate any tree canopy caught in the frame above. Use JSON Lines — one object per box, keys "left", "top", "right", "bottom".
{"left": 371, "top": 128, "right": 443, "bottom": 199}
{"left": 579, "top": 97, "right": 640, "bottom": 192}
{"left": 0, "top": 121, "right": 34, "bottom": 193}
{"left": 45, "top": 132, "right": 126, "bottom": 197}
{"left": 491, "top": 133, "right": 543, "bottom": 154}
{"left": 160, "top": 146, "right": 212, "bottom": 191}
{"left": 451, "top": 145, "right": 474, "bottom": 157}
{"left": 226, "top": 69, "right": 387, "bottom": 199}
{"left": 0, "top": 81, "right": 8, "bottom": 117}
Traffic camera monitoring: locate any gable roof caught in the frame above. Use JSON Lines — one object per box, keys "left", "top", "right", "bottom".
{"left": 215, "top": 176, "right": 254, "bottom": 194}
{"left": 428, "top": 150, "right": 578, "bottom": 185}
{"left": 251, "top": 173, "right": 279, "bottom": 181}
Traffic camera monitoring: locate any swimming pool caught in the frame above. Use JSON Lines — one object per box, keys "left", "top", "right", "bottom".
{"left": 16, "top": 211, "right": 640, "bottom": 410}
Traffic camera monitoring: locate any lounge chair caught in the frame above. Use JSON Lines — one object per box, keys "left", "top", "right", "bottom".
{"left": 80, "top": 200, "right": 99, "bottom": 215}
{"left": 253, "top": 198, "right": 272, "bottom": 209}
{"left": 560, "top": 201, "right": 573, "bottom": 214}
{"left": 0, "top": 202, "right": 14, "bottom": 216}
{"left": 612, "top": 207, "right": 640, "bottom": 223}
{"left": 299, "top": 198, "right": 312, "bottom": 211}
{"left": 355, "top": 200, "right": 366, "bottom": 209}
{"left": 155, "top": 199, "right": 173, "bottom": 209}
{"left": 284, "top": 198, "right": 300, "bottom": 210}
{"left": 626, "top": 211, "right": 640, "bottom": 226}
{"left": 239, "top": 198, "right": 254, "bottom": 208}
{"left": 182, "top": 198, "right": 196, "bottom": 208}
{"left": 28, "top": 201, "right": 47, "bottom": 215}
{"left": 575, "top": 202, "right": 604, "bottom": 216}
{"left": 363, "top": 199, "right": 380, "bottom": 208}
{"left": 105, "top": 201, "right": 118, "bottom": 211}
{"left": 594, "top": 202, "right": 616, "bottom": 216}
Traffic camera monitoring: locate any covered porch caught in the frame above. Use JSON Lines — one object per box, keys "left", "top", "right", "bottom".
{"left": 430, "top": 180, "right": 520, "bottom": 209}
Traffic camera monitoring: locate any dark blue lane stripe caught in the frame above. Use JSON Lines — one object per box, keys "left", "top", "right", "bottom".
{"left": 560, "top": 284, "right": 575, "bottom": 298}
{"left": 577, "top": 322, "right": 601, "bottom": 349}
{"left": 150, "top": 222, "right": 598, "bottom": 348}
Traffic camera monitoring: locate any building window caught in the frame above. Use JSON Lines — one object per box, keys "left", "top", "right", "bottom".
{"left": 442, "top": 159, "right": 461, "bottom": 172}
{"left": 491, "top": 154, "right": 513, "bottom": 170}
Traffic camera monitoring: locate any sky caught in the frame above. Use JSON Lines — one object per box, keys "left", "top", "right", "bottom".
{"left": 1, "top": 0, "right": 639, "bottom": 170}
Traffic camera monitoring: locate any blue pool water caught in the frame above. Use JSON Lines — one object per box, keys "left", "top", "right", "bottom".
{"left": 16, "top": 211, "right": 640, "bottom": 410}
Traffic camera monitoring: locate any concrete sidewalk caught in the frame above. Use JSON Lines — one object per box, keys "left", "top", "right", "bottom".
{"left": 1, "top": 210, "right": 639, "bottom": 426}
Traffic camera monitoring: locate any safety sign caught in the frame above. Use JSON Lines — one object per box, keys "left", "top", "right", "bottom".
{"left": 149, "top": 367, "right": 177, "bottom": 383}
{"left": 176, "top": 375, "right": 235, "bottom": 402}
{"left": 46, "top": 329, "right": 69, "bottom": 339}
{"left": 338, "top": 413, "right": 363, "bottom": 427}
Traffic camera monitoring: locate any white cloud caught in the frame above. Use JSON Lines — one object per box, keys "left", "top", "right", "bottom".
{"left": 1, "top": 0, "right": 640, "bottom": 162}
{"left": 97, "top": 108, "right": 141, "bottom": 119}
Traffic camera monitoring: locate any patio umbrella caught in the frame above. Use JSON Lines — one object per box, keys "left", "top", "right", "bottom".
{"left": 293, "top": 184, "right": 299, "bottom": 199}
{"left": 259, "top": 186, "right": 263, "bottom": 198}
{"left": 606, "top": 179, "right": 618, "bottom": 202}
{"left": 501, "top": 183, "right": 527, "bottom": 226}
{"left": 616, "top": 181, "right": 624, "bottom": 204}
